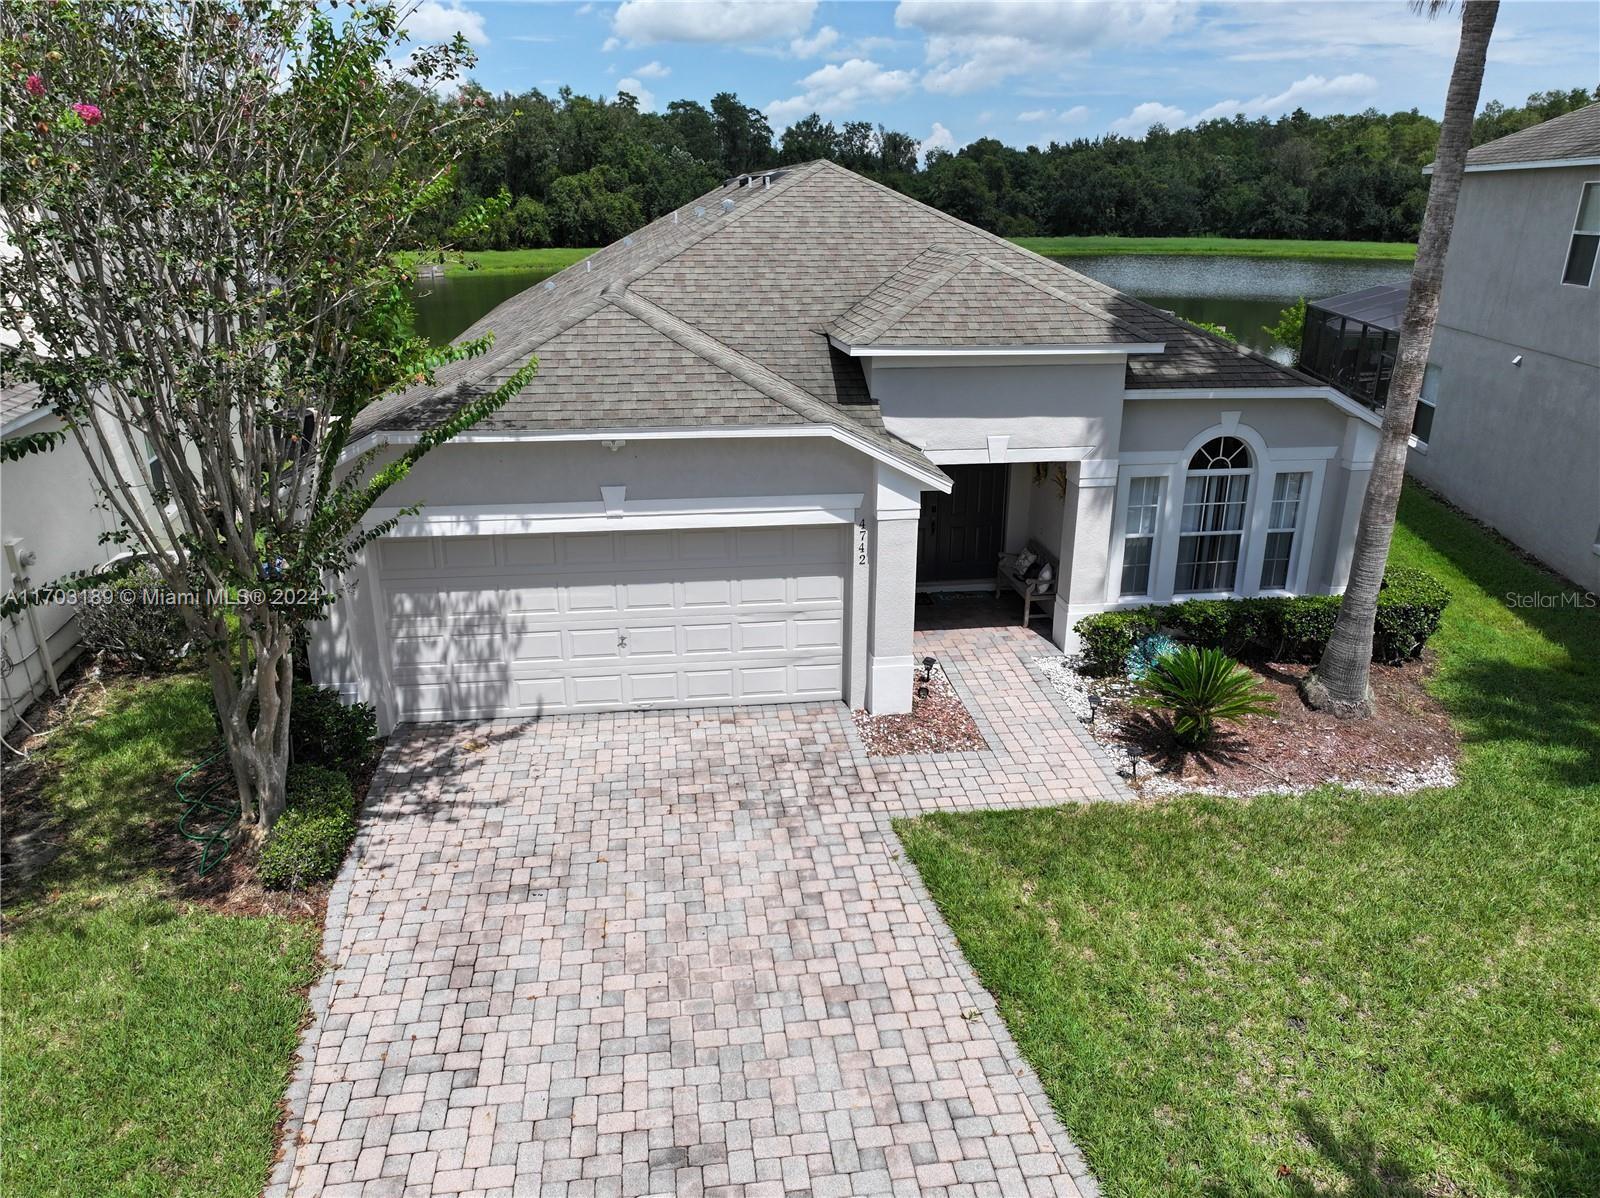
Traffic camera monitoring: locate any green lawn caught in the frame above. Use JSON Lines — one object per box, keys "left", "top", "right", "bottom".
{"left": 398, "top": 246, "right": 597, "bottom": 277}
{"left": 897, "top": 484, "right": 1599, "bottom": 1198}
{"left": 0, "top": 674, "right": 319, "bottom": 1198}
{"left": 400, "top": 236, "right": 1414, "bottom": 278}
{"left": 1012, "top": 235, "right": 1417, "bottom": 261}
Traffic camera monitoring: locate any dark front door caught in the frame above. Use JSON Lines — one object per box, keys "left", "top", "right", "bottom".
{"left": 918, "top": 464, "right": 1008, "bottom": 583}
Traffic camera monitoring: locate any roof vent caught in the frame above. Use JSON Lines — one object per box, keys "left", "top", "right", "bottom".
{"left": 694, "top": 204, "right": 706, "bottom": 218}
{"left": 720, "top": 197, "right": 735, "bottom": 214}
{"left": 544, "top": 280, "right": 556, "bottom": 291}
{"left": 622, "top": 235, "right": 634, "bottom": 247}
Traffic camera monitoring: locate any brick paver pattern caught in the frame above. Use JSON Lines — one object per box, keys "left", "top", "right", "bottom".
{"left": 271, "top": 616, "right": 1123, "bottom": 1197}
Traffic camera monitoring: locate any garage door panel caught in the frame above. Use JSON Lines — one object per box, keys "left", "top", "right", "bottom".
{"left": 382, "top": 526, "right": 845, "bottom": 718}
{"left": 566, "top": 583, "right": 619, "bottom": 613}
{"left": 626, "top": 625, "right": 678, "bottom": 657}
{"left": 682, "top": 578, "right": 732, "bottom": 608}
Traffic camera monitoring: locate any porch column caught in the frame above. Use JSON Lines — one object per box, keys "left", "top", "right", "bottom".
{"left": 866, "top": 462, "right": 921, "bottom": 714}
{"left": 1051, "top": 459, "right": 1119, "bottom": 649}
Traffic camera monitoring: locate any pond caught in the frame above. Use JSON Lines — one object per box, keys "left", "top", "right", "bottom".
{"left": 410, "top": 252, "right": 1413, "bottom": 363}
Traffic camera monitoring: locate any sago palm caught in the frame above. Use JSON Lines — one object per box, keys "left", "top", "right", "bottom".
{"left": 1135, "top": 646, "right": 1275, "bottom": 749}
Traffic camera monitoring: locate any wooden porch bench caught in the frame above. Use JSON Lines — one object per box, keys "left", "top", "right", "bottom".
{"left": 995, "top": 540, "right": 1058, "bottom": 627}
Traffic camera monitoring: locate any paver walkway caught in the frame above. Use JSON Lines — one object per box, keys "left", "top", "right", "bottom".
{"left": 270, "top": 612, "right": 1126, "bottom": 1198}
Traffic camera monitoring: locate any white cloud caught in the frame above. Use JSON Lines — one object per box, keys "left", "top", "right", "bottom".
{"left": 790, "top": 25, "right": 839, "bottom": 58}
{"left": 613, "top": 0, "right": 817, "bottom": 46}
{"left": 633, "top": 60, "right": 671, "bottom": 79}
{"left": 1018, "top": 105, "right": 1091, "bottom": 124}
{"left": 919, "top": 121, "right": 955, "bottom": 161}
{"left": 766, "top": 58, "right": 917, "bottom": 123}
{"left": 896, "top": 1, "right": 1189, "bottom": 95}
{"left": 1192, "top": 72, "right": 1377, "bottom": 122}
{"left": 602, "top": 35, "right": 620, "bottom": 52}
{"left": 616, "top": 77, "right": 656, "bottom": 111}
{"left": 405, "top": 0, "right": 488, "bottom": 46}
{"left": 1109, "top": 101, "right": 1187, "bottom": 136}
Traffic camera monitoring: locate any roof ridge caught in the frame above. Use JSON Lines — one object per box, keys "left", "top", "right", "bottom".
{"left": 841, "top": 247, "right": 973, "bottom": 344}
{"left": 804, "top": 159, "right": 1307, "bottom": 383}
{"left": 605, "top": 286, "right": 935, "bottom": 475}
{"left": 974, "top": 253, "right": 1156, "bottom": 344}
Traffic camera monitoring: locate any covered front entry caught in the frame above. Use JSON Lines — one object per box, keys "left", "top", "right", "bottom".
{"left": 375, "top": 525, "right": 847, "bottom": 721}
{"left": 917, "top": 463, "right": 1008, "bottom": 583}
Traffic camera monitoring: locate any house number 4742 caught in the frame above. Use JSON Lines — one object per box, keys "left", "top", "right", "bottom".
{"left": 856, "top": 519, "right": 869, "bottom": 565}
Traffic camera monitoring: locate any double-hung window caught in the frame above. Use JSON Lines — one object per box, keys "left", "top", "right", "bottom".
{"left": 1413, "top": 363, "right": 1440, "bottom": 445}
{"left": 1259, "top": 472, "right": 1308, "bottom": 590}
{"left": 1562, "top": 181, "right": 1599, "bottom": 287}
{"left": 1176, "top": 436, "right": 1252, "bottom": 593}
{"left": 1120, "top": 476, "right": 1162, "bottom": 596}
{"left": 144, "top": 434, "right": 166, "bottom": 498}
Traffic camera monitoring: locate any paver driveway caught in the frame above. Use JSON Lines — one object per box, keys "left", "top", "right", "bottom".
{"left": 271, "top": 614, "right": 1125, "bottom": 1198}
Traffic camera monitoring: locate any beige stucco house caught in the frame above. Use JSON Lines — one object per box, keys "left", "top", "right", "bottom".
{"left": 311, "top": 160, "right": 1383, "bottom": 731}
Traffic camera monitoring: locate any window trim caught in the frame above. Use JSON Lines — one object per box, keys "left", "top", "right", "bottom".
{"left": 1413, "top": 362, "right": 1441, "bottom": 447}
{"left": 1108, "top": 422, "right": 1330, "bottom": 606}
{"left": 1258, "top": 471, "right": 1309, "bottom": 593}
{"left": 1561, "top": 179, "right": 1600, "bottom": 288}
{"left": 1117, "top": 474, "right": 1164, "bottom": 597}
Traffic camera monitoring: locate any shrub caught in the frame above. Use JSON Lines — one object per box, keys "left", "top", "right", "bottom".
{"left": 290, "top": 683, "right": 378, "bottom": 775}
{"left": 1135, "top": 646, "right": 1275, "bottom": 749}
{"left": 1074, "top": 566, "right": 1449, "bottom": 674}
{"left": 286, "top": 762, "right": 355, "bottom": 817}
{"left": 75, "top": 563, "right": 190, "bottom": 668}
{"left": 1124, "top": 633, "right": 1180, "bottom": 681}
{"left": 257, "top": 805, "right": 356, "bottom": 890}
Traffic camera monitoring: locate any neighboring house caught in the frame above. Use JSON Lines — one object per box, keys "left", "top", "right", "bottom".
{"left": 1404, "top": 103, "right": 1600, "bottom": 590}
{"left": 311, "top": 160, "right": 1383, "bottom": 730}
{"left": 0, "top": 380, "right": 144, "bottom": 734}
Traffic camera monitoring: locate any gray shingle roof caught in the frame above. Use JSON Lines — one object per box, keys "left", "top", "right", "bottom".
{"left": 357, "top": 161, "right": 1319, "bottom": 456}
{"left": 1460, "top": 102, "right": 1600, "bottom": 168}
{"left": 0, "top": 378, "right": 43, "bottom": 432}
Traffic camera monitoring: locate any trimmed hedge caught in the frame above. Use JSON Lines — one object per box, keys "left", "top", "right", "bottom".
{"left": 1075, "top": 565, "right": 1449, "bottom": 676}
{"left": 290, "top": 683, "right": 378, "bottom": 775}
{"left": 257, "top": 762, "right": 358, "bottom": 890}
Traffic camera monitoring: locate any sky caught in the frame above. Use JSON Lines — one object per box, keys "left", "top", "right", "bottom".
{"left": 401, "top": 0, "right": 1599, "bottom": 158}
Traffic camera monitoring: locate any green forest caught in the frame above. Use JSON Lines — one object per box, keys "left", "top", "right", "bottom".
{"left": 415, "top": 85, "right": 1597, "bottom": 252}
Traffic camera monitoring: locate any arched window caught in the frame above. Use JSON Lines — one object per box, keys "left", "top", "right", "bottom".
{"left": 1176, "top": 435, "right": 1252, "bottom": 592}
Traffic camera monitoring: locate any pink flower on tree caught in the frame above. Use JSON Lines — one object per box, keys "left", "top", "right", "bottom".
{"left": 25, "top": 73, "right": 45, "bottom": 96}
{"left": 71, "top": 102, "right": 102, "bottom": 125}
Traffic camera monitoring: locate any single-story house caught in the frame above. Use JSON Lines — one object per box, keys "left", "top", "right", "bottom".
{"left": 312, "top": 160, "right": 1382, "bottom": 730}
{"left": 1, "top": 379, "right": 147, "bottom": 734}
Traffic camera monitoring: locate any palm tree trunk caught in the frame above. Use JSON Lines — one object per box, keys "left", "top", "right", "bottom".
{"left": 1303, "top": 0, "right": 1498, "bottom": 717}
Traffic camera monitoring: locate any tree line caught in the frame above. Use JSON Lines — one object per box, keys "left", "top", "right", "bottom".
{"left": 416, "top": 84, "right": 1597, "bottom": 251}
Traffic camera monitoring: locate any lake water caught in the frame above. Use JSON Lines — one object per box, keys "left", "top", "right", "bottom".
{"left": 411, "top": 253, "right": 1412, "bottom": 362}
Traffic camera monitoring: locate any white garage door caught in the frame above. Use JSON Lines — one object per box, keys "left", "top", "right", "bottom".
{"left": 377, "top": 525, "right": 847, "bottom": 721}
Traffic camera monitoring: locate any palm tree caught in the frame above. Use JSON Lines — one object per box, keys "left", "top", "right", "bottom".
{"left": 1303, "top": 0, "right": 1499, "bottom": 717}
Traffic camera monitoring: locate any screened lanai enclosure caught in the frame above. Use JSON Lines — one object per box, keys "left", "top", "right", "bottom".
{"left": 1297, "top": 284, "right": 1408, "bottom": 409}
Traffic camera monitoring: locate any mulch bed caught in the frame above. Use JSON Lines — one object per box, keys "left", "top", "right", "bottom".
{"left": 1089, "top": 656, "right": 1460, "bottom": 797}
{"left": 1, "top": 659, "right": 374, "bottom": 923}
{"left": 853, "top": 662, "right": 989, "bottom": 757}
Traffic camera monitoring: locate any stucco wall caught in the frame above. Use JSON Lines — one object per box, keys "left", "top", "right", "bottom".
{"left": 0, "top": 414, "right": 130, "bottom": 731}
{"left": 1408, "top": 325, "right": 1600, "bottom": 589}
{"left": 1437, "top": 165, "right": 1600, "bottom": 365}
{"left": 1407, "top": 164, "right": 1600, "bottom": 590}
{"left": 866, "top": 360, "right": 1124, "bottom": 458}
{"left": 1119, "top": 397, "right": 1350, "bottom": 457}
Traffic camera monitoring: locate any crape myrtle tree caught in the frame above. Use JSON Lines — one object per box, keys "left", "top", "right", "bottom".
{"left": 0, "top": 1, "right": 537, "bottom": 835}
{"left": 1302, "top": 0, "right": 1498, "bottom": 716}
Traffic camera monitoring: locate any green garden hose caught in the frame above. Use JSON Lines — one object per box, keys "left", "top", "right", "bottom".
{"left": 175, "top": 748, "right": 239, "bottom": 876}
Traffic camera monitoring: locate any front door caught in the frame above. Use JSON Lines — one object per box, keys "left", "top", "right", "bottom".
{"left": 917, "top": 464, "right": 1008, "bottom": 583}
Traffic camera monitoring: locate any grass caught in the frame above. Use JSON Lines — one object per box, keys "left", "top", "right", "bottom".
{"left": 0, "top": 673, "right": 319, "bottom": 1198}
{"left": 1012, "top": 235, "right": 1417, "bottom": 261}
{"left": 398, "top": 246, "right": 596, "bottom": 277}
{"left": 897, "top": 484, "right": 1599, "bottom": 1198}
{"left": 400, "top": 235, "right": 1415, "bottom": 278}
